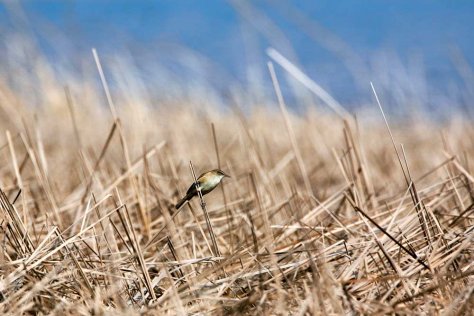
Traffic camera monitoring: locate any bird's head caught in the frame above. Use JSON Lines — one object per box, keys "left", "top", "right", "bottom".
{"left": 213, "top": 169, "right": 230, "bottom": 180}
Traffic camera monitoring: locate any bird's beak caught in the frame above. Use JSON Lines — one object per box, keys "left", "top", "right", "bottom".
{"left": 223, "top": 172, "right": 231, "bottom": 178}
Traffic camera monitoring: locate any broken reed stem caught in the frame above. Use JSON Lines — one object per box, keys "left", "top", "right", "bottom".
{"left": 116, "top": 201, "right": 156, "bottom": 301}
{"left": 266, "top": 48, "right": 350, "bottom": 120}
{"left": 55, "top": 229, "right": 94, "bottom": 297}
{"left": 93, "top": 48, "right": 149, "bottom": 237}
{"left": 80, "top": 122, "right": 117, "bottom": 204}
{"left": 189, "top": 161, "right": 221, "bottom": 257}
{"left": 64, "top": 86, "right": 83, "bottom": 150}
{"left": 268, "top": 61, "right": 313, "bottom": 197}
{"left": 92, "top": 48, "right": 118, "bottom": 119}
{"left": 0, "top": 188, "right": 34, "bottom": 254}
{"left": 371, "top": 82, "right": 432, "bottom": 250}
{"left": 344, "top": 193, "right": 430, "bottom": 271}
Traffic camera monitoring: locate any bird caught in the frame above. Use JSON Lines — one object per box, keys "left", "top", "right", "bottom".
{"left": 175, "top": 169, "right": 230, "bottom": 209}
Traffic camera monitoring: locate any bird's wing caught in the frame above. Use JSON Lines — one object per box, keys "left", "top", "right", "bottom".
{"left": 185, "top": 172, "right": 208, "bottom": 195}
{"left": 185, "top": 181, "right": 198, "bottom": 196}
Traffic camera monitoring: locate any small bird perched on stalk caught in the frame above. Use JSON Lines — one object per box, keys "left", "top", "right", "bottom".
{"left": 175, "top": 169, "right": 230, "bottom": 209}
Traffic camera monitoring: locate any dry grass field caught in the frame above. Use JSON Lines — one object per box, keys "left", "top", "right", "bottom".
{"left": 0, "top": 53, "right": 474, "bottom": 315}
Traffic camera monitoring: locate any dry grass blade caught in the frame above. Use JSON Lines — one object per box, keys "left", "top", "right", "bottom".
{"left": 267, "top": 47, "right": 350, "bottom": 119}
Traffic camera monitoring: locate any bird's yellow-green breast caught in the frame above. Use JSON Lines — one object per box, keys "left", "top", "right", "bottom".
{"left": 198, "top": 171, "right": 225, "bottom": 193}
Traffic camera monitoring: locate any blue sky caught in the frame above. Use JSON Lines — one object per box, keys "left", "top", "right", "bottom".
{"left": 1, "top": 1, "right": 473, "bottom": 107}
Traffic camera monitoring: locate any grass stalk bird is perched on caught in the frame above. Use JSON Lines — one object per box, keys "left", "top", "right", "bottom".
{"left": 175, "top": 169, "right": 230, "bottom": 209}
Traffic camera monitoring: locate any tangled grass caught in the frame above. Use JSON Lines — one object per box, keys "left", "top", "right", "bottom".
{"left": 0, "top": 62, "right": 473, "bottom": 315}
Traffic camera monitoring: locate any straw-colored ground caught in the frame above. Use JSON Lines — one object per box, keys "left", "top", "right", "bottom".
{"left": 0, "top": 69, "right": 473, "bottom": 315}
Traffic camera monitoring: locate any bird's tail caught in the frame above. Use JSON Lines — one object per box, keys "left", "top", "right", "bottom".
{"left": 175, "top": 193, "right": 193, "bottom": 210}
